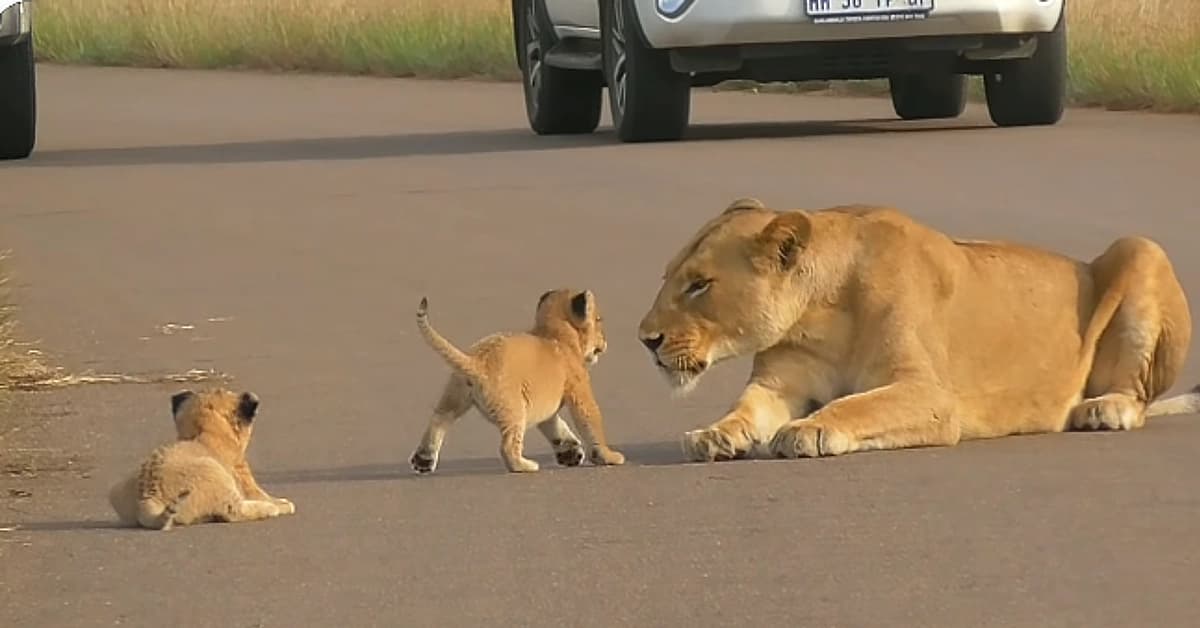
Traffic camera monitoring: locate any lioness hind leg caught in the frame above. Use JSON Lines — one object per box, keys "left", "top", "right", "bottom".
{"left": 411, "top": 374, "right": 473, "bottom": 474}
{"left": 536, "top": 414, "right": 586, "bottom": 467}
{"left": 1072, "top": 237, "right": 1192, "bottom": 432}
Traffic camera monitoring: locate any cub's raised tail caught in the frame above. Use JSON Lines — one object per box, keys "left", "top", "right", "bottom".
{"left": 1146, "top": 383, "right": 1200, "bottom": 418}
{"left": 416, "top": 297, "right": 482, "bottom": 380}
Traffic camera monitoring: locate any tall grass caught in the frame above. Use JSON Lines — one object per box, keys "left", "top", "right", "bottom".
{"left": 1068, "top": 0, "right": 1200, "bottom": 112}
{"left": 28, "top": 0, "right": 1200, "bottom": 110}
{"left": 33, "top": 0, "right": 519, "bottom": 79}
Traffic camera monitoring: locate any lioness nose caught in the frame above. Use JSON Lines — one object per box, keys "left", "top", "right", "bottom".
{"left": 640, "top": 333, "right": 664, "bottom": 354}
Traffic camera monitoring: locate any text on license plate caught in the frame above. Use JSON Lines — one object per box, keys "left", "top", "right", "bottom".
{"left": 805, "top": 0, "right": 935, "bottom": 24}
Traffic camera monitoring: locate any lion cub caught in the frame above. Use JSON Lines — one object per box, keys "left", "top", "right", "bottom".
{"left": 108, "top": 387, "right": 296, "bottom": 530}
{"left": 411, "top": 288, "right": 626, "bottom": 474}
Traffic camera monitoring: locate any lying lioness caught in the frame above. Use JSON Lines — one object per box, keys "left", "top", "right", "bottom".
{"left": 637, "top": 197, "right": 1200, "bottom": 462}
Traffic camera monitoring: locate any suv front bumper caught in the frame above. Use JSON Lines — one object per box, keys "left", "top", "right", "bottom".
{"left": 633, "top": 0, "right": 1064, "bottom": 49}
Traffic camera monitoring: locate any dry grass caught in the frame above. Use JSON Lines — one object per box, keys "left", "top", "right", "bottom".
{"left": 26, "top": 0, "right": 1200, "bottom": 108}
{"left": 33, "top": 0, "right": 518, "bottom": 79}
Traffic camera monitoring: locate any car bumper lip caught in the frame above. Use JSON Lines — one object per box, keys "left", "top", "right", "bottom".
{"left": 633, "top": 0, "right": 1064, "bottom": 48}
{"left": 0, "top": 1, "right": 33, "bottom": 47}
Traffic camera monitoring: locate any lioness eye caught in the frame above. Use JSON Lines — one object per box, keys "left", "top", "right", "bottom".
{"left": 685, "top": 278, "right": 712, "bottom": 297}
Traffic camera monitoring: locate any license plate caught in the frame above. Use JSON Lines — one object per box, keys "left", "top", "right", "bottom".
{"left": 805, "top": 0, "right": 935, "bottom": 24}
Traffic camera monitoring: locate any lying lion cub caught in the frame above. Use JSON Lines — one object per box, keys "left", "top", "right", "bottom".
{"left": 411, "top": 289, "right": 626, "bottom": 474}
{"left": 108, "top": 388, "right": 295, "bottom": 530}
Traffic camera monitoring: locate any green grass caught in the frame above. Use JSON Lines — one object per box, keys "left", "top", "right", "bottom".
{"left": 26, "top": 0, "right": 1200, "bottom": 111}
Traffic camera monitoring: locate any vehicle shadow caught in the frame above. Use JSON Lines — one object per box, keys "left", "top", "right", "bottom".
{"left": 14, "top": 119, "right": 993, "bottom": 168}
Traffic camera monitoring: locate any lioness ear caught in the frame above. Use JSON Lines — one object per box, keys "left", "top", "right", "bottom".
{"left": 170, "top": 390, "right": 194, "bottom": 416}
{"left": 722, "top": 197, "right": 766, "bottom": 215}
{"left": 569, "top": 290, "right": 594, "bottom": 322}
{"left": 755, "top": 211, "right": 812, "bottom": 271}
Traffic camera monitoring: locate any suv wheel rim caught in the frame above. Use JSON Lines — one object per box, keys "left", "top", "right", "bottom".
{"left": 524, "top": 1, "right": 543, "bottom": 111}
{"left": 609, "top": 0, "right": 628, "bottom": 116}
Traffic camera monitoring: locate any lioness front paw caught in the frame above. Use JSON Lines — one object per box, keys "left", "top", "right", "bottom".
{"left": 589, "top": 446, "right": 625, "bottom": 466}
{"left": 273, "top": 498, "right": 296, "bottom": 515}
{"left": 410, "top": 449, "right": 438, "bottom": 474}
{"left": 769, "top": 420, "right": 852, "bottom": 458}
{"left": 681, "top": 426, "right": 753, "bottom": 462}
{"left": 1069, "top": 395, "right": 1143, "bottom": 431}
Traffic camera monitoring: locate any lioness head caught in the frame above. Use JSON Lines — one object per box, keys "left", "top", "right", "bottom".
{"left": 637, "top": 197, "right": 819, "bottom": 394}
{"left": 170, "top": 387, "right": 262, "bottom": 453}
{"left": 536, "top": 288, "right": 607, "bottom": 365}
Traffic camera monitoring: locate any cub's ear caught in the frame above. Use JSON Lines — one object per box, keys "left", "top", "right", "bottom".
{"left": 170, "top": 390, "right": 195, "bottom": 416}
{"left": 754, "top": 210, "right": 812, "bottom": 272}
{"left": 721, "top": 196, "right": 766, "bottom": 215}
{"left": 238, "top": 392, "right": 261, "bottom": 422}
{"left": 569, "top": 290, "right": 595, "bottom": 322}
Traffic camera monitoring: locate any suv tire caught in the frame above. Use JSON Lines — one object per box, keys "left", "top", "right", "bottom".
{"left": 983, "top": 14, "right": 1068, "bottom": 127}
{"left": 515, "top": 0, "right": 603, "bottom": 135}
{"left": 889, "top": 72, "right": 967, "bottom": 120}
{"left": 600, "top": 0, "right": 690, "bottom": 143}
{"left": 0, "top": 37, "right": 36, "bottom": 160}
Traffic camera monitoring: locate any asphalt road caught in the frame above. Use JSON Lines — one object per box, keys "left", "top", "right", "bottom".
{"left": 1, "top": 64, "right": 1198, "bottom": 628}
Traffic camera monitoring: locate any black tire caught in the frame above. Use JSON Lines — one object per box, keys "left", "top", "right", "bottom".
{"left": 983, "top": 14, "right": 1067, "bottom": 127}
{"left": 889, "top": 72, "right": 967, "bottom": 120}
{"left": 600, "top": 0, "right": 690, "bottom": 143}
{"left": 0, "top": 38, "right": 37, "bottom": 160}
{"left": 515, "top": 0, "right": 603, "bottom": 135}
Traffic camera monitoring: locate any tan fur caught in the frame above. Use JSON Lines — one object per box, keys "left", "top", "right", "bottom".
{"left": 411, "top": 289, "right": 625, "bottom": 474}
{"left": 637, "top": 197, "right": 1200, "bottom": 462}
{"left": 108, "top": 388, "right": 295, "bottom": 530}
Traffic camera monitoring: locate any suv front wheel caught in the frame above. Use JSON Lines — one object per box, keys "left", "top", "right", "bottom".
{"left": 983, "top": 15, "right": 1068, "bottom": 127}
{"left": 600, "top": 0, "right": 690, "bottom": 143}
{"left": 0, "top": 37, "right": 36, "bottom": 160}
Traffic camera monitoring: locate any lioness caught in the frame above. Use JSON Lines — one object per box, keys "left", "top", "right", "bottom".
{"left": 637, "top": 197, "right": 1200, "bottom": 462}
{"left": 108, "top": 388, "right": 296, "bottom": 530}
{"left": 411, "top": 289, "right": 626, "bottom": 474}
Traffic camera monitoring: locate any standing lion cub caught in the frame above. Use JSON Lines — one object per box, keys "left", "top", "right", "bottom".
{"left": 108, "top": 387, "right": 295, "bottom": 530}
{"left": 411, "top": 288, "right": 626, "bottom": 474}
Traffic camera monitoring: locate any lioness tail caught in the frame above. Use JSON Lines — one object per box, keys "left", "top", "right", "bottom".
{"left": 416, "top": 297, "right": 482, "bottom": 380}
{"left": 1145, "top": 384, "right": 1200, "bottom": 418}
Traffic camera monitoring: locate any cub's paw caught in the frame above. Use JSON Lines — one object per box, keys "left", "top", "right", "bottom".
{"left": 1069, "top": 395, "right": 1143, "bottom": 431}
{"left": 552, "top": 439, "right": 586, "bottom": 467}
{"left": 506, "top": 457, "right": 540, "bottom": 473}
{"left": 768, "top": 420, "right": 851, "bottom": 459}
{"left": 681, "top": 425, "right": 753, "bottom": 462}
{"left": 273, "top": 498, "right": 297, "bottom": 515}
{"left": 410, "top": 449, "right": 438, "bottom": 475}
{"left": 589, "top": 447, "right": 626, "bottom": 466}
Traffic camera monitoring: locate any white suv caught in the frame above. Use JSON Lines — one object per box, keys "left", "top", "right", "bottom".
{"left": 513, "top": 0, "right": 1067, "bottom": 142}
{"left": 0, "top": 0, "right": 35, "bottom": 160}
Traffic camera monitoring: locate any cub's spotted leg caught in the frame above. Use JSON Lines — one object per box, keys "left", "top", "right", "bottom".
{"left": 536, "top": 413, "right": 586, "bottom": 467}
{"left": 498, "top": 418, "right": 539, "bottom": 473}
{"left": 411, "top": 374, "right": 473, "bottom": 474}
{"left": 221, "top": 499, "right": 286, "bottom": 524}
{"left": 564, "top": 373, "right": 625, "bottom": 466}
{"left": 1071, "top": 237, "right": 1192, "bottom": 432}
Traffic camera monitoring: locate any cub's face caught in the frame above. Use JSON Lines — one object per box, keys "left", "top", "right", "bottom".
{"left": 537, "top": 288, "right": 607, "bottom": 366}
{"left": 170, "top": 387, "right": 262, "bottom": 452}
